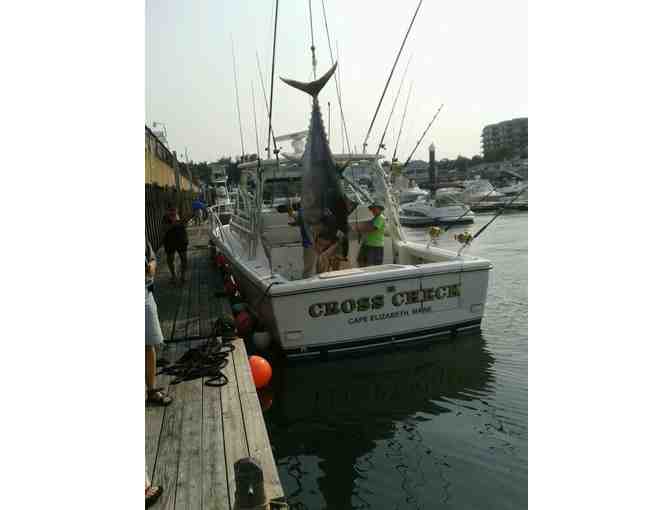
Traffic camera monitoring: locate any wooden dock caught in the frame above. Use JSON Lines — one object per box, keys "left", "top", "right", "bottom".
{"left": 146, "top": 224, "right": 285, "bottom": 509}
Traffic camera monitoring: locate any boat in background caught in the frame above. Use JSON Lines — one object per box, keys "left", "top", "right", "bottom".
{"left": 399, "top": 194, "right": 474, "bottom": 227}
{"left": 398, "top": 178, "right": 429, "bottom": 204}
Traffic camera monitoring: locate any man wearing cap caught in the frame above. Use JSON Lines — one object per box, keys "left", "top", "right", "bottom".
{"left": 354, "top": 202, "right": 386, "bottom": 267}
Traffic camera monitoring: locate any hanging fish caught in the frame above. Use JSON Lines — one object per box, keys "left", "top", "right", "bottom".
{"left": 280, "top": 62, "right": 356, "bottom": 252}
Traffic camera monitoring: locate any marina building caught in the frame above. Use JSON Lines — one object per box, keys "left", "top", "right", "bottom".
{"left": 481, "top": 118, "right": 528, "bottom": 157}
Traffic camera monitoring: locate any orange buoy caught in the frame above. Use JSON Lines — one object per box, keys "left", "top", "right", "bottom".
{"left": 249, "top": 355, "right": 272, "bottom": 389}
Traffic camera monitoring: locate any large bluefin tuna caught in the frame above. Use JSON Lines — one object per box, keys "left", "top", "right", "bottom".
{"left": 280, "top": 63, "right": 356, "bottom": 252}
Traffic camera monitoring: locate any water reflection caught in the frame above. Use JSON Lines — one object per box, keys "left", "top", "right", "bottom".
{"left": 265, "top": 332, "right": 495, "bottom": 508}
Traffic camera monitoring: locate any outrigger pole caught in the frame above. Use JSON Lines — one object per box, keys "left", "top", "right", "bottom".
{"left": 375, "top": 55, "right": 412, "bottom": 157}
{"left": 266, "top": 0, "right": 280, "bottom": 160}
{"left": 403, "top": 103, "right": 443, "bottom": 167}
{"left": 362, "top": 0, "right": 423, "bottom": 154}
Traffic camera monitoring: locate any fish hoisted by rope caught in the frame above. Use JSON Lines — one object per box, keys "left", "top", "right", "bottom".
{"left": 280, "top": 62, "right": 356, "bottom": 252}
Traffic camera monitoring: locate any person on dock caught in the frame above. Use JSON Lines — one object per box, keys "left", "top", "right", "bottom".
{"left": 161, "top": 205, "right": 189, "bottom": 284}
{"left": 288, "top": 204, "right": 317, "bottom": 278}
{"left": 145, "top": 241, "right": 172, "bottom": 406}
{"left": 192, "top": 196, "right": 206, "bottom": 225}
{"left": 354, "top": 203, "right": 386, "bottom": 267}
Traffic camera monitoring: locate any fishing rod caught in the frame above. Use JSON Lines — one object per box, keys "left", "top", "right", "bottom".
{"left": 403, "top": 103, "right": 443, "bottom": 167}
{"left": 457, "top": 186, "right": 528, "bottom": 255}
{"left": 231, "top": 36, "right": 245, "bottom": 159}
{"left": 251, "top": 81, "right": 261, "bottom": 157}
{"left": 392, "top": 82, "right": 413, "bottom": 163}
{"left": 362, "top": 0, "right": 423, "bottom": 154}
{"left": 375, "top": 55, "right": 412, "bottom": 157}
{"left": 255, "top": 51, "right": 276, "bottom": 159}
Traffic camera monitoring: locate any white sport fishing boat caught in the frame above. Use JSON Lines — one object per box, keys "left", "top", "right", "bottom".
{"left": 399, "top": 194, "right": 475, "bottom": 227}
{"left": 209, "top": 64, "right": 492, "bottom": 359}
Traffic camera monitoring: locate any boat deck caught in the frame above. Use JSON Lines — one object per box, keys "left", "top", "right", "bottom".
{"left": 146, "top": 224, "right": 285, "bottom": 509}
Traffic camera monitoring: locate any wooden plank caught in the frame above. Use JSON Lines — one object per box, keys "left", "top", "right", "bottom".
{"left": 174, "top": 240, "right": 204, "bottom": 509}
{"left": 232, "top": 341, "right": 284, "bottom": 501}
{"left": 151, "top": 390, "right": 184, "bottom": 510}
{"left": 202, "top": 385, "right": 230, "bottom": 510}
{"left": 146, "top": 249, "right": 182, "bottom": 481}
{"left": 220, "top": 339, "right": 250, "bottom": 507}
{"left": 173, "top": 381, "right": 203, "bottom": 510}
{"left": 150, "top": 241, "right": 196, "bottom": 508}
{"left": 202, "top": 249, "right": 231, "bottom": 510}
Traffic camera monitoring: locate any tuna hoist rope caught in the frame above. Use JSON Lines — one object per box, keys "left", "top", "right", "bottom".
{"left": 157, "top": 316, "right": 237, "bottom": 387}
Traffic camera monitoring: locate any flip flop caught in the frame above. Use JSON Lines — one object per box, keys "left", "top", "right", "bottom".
{"left": 145, "top": 485, "right": 163, "bottom": 508}
{"left": 146, "top": 389, "right": 172, "bottom": 406}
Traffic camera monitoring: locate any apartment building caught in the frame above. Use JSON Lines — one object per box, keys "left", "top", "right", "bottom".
{"left": 481, "top": 118, "right": 528, "bottom": 157}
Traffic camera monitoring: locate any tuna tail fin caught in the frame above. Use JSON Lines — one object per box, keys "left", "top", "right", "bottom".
{"left": 280, "top": 62, "right": 338, "bottom": 97}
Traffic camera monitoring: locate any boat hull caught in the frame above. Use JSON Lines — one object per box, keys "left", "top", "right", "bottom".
{"left": 399, "top": 216, "right": 475, "bottom": 228}
{"left": 213, "top": 227, "right": 490, "bottom": 359}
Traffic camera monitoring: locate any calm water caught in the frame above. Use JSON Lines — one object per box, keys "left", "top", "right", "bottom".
{"left": 264, "top": 212, "right": 528, "bottom": 509}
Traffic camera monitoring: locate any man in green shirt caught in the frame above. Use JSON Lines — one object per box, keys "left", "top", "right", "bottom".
{"left": 354, "top": 203, "right": 386, "bottom": 267}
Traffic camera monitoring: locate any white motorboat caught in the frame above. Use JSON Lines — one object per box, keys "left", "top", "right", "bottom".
{"left": 208, "top": 61, "right": 491, "bottom": 358}
{"left": 461, "top": 177, "right": 505, "bottom": 204}
{"left": 209, "top": 154, "right": 491, "bottom": 358}
{"left": 399, "top": 194, "right": 474, "bottom": 227}
{"left": 398, "top": 179, "right": 429, "bottom": 205}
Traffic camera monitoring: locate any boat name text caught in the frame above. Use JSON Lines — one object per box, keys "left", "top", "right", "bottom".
{"left": 307, "top": 284, "right": 460, "bottom": 319}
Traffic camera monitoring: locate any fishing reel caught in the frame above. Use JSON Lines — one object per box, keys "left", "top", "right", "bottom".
{"left": 428, "top": 226, "right": 442, "bottom": 246}
{"left": 454, "top": 231, "right": 473, "bottom": 245}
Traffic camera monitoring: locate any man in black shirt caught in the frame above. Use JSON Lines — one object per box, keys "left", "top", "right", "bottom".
{"left": 161, "top": 206, "right": 189, "bottom": 284}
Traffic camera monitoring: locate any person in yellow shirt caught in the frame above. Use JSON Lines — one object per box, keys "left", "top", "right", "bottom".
{"left": 354, "top": 203, "right": 386, "bottom": 267}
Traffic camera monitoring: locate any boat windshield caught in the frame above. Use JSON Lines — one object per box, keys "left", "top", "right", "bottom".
{"left": 435, "top": 195, "right": 463, "bottom": 207}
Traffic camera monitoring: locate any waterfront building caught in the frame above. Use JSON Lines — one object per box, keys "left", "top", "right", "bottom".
{"left": 481, "top": 118, "right": 528, "bottom": 157}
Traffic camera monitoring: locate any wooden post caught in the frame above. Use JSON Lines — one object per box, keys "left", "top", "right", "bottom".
{"left": 233, "top": 457, "right": 268, "bottom": 509}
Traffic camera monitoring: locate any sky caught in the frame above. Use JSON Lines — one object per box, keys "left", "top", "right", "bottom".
{"left": 145, "top": 0, "right": 527, "bottom": 163}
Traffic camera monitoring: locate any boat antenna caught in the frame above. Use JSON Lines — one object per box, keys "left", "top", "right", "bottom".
{"left": 403, "top": 103, "right": 443, "bottom": 167}
{"left": 457, "top": 186, "right": 528, "bottom": 255}
{"left": 321, "top": 1, "right": 352, "bottom": 154}
{"left": 392, "top": 82, "right": 413, "bottom": 163}
{"left": 362, "top": 0, "right": 423, "bottom": 154}
{"left": 375, "top": 55, "right": 412, "bottom": 157}
{"left": 231, "top": 35, "right": 245, "bottom": 159}
{"left": 308, "top": 0, "right": 317, "bottom": 79}
{"left": 255, "top": 51, "right": 275, "bottom": 159}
